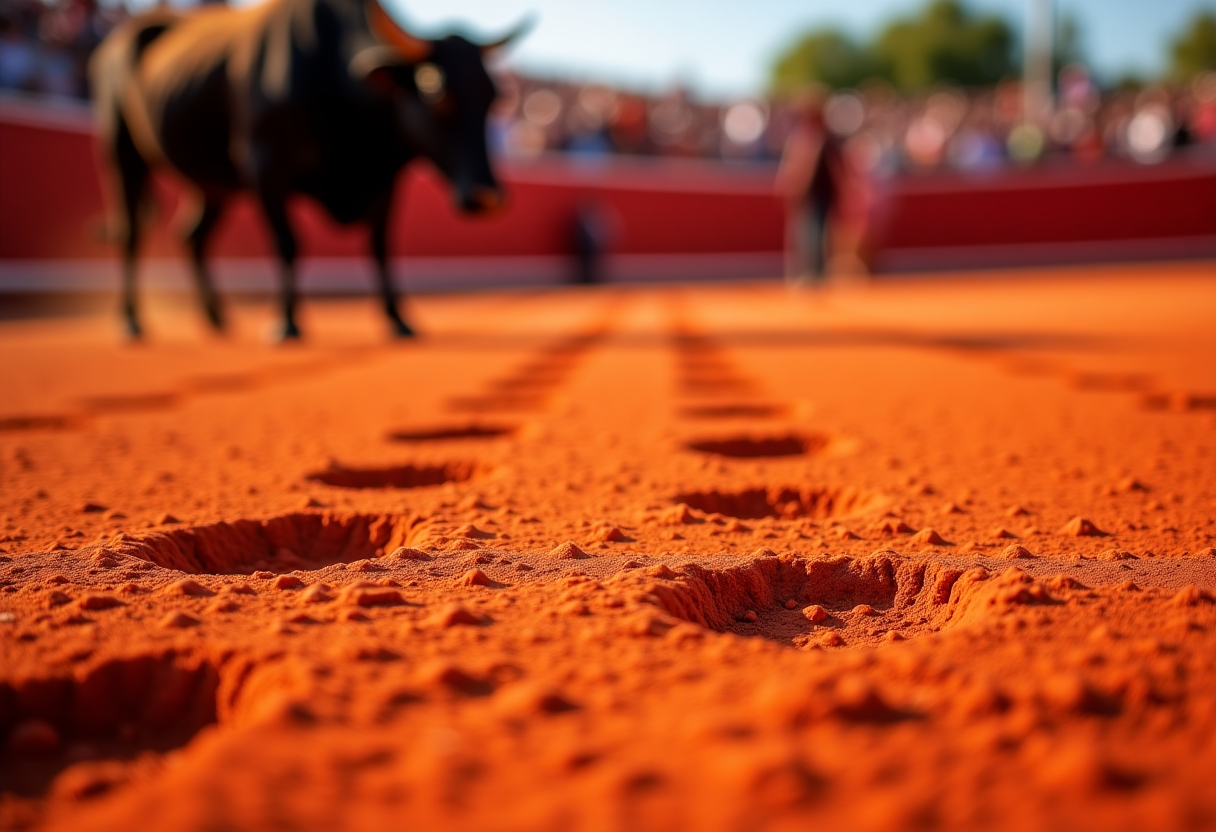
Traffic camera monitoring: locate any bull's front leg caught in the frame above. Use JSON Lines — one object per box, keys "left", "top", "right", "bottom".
{"left": 368, "top": 198, "right": 414, "bottom": 338}
{"left": 183, "top": 196, "right": 227, "bottom": 332}
{"left": 256, "top": 192, "right": 301, "bottom": 340}
{"left": 120, "top": 217, "right": 142, "bottom": 340}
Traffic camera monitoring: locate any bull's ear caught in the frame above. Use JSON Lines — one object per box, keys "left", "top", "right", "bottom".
{"left": 480, "top": 15, "right": 535, "bottom": 56}
{"left": 365, "top": 0, "right": 431, "bottom": 62}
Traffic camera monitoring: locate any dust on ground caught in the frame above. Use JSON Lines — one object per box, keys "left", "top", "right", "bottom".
{"left": 2, "top": 262, "right": 1215, "bottom": 831}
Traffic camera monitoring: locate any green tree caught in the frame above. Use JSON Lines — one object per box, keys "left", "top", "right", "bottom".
{"left": 769, "top": 0, "right": 1017, "bottom": 94}
{"left": 1169, "top": 11, "right": 1216, "bottom": 79}
{"left": 871, "top": 0, "right": 1015, "bottom": 92}
{"left": 769, "top": 29, "right": 875, "bottom": 94}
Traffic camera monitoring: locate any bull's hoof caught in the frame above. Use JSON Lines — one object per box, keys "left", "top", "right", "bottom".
{"left": 391, "top": 317, "right": 416, "bottom": 339}
{"left": 204, "top": 302, "right": 227, "bottom": 333}
{"left": 269, "top": 320, "right": 302, "bottom": 343}
{"left": 123, "top": 316, "right": 143, "bottom": 341}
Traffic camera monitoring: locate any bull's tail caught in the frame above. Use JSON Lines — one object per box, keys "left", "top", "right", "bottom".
{"left": 89, "top": 12, "right": 179, "bottom": 241}
{"left": 89, "top": 10, "right": 179, "bottom": 144}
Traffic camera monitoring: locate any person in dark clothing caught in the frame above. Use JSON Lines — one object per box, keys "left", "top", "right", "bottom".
{"left": 776, "top": 93, "right": 845, "bottom": 286}
{"left": 569, "top": 200, "right": 616, "bottom": 286}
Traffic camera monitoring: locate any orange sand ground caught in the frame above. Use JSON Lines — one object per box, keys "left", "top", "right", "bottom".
{"left": 1, "top": 263, "right": 1215, "bottom": 832}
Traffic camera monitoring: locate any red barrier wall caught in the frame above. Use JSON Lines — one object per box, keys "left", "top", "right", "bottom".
{"left": 0, "top": 97, "right": 784, "bottom": 265}
{"left": 868, "top": 155, "right": 1216, "bottom": 270}
{"left": 2, "top": 94, "right": 1214, "bottom": 283}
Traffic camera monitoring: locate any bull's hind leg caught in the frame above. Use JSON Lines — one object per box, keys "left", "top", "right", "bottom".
{"left": 368, "top": 197, "right": 414, "bottom": 338}
{"left": 113, "top": 117, "right": 150, "bottom": 339}
{"left": 183, "top": 196, "right": 227, "bottom": 332}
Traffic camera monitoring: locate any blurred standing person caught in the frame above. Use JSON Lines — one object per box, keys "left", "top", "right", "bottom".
{"left": 570, "top": 200, "right": 616, "bottom": 286}
{"left": 776, "top": 92, "right": 845, "bottom": 286}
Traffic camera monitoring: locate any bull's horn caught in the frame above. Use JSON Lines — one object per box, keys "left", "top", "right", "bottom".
{"left": 480, "top": 15, "right": 535, "bottom": 56}
{"left": 365, "top": 0, "right": 431, "bottom": 62}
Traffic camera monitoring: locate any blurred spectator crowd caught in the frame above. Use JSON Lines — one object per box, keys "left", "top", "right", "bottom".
{"left": 0, "top": 0, "right": 125, "bottom": 98}
{"left": 491, "top": 69, "right": 1216, "bottom": 172}
{"left": 3, "top": 0, "right": 1214, "bottom": 172}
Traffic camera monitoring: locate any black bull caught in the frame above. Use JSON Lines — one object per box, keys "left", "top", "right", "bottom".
{"left": 90, "top": 0, "right": 523, "bottom": 339}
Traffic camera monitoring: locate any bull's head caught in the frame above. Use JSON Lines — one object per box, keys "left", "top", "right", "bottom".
{"left": 353, "top": 0, "right": 529, "bottom": 214}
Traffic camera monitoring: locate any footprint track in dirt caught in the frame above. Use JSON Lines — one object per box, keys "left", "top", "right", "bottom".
{"left": 677, "top": 403, "right": 788, "bottom": 420}
{"left": 982, "top": 350, "right": 1214, "bottom": 417}
{"left": 4, "top": 502, "right": 1210, "bottom": 821}
{"left": 2, "top": 353, "right": 385, "bottom": 434}
{"left": 306, "top": 462, "right": 477, "bottom": 491}
{"left": 683, "top": 434, "right": 831, "bottom": 459}
{"left": 0, "top": 650, "right": 225, "bottom": 800}
{"left": 446, "top": 393, "right": 550, "bottom": 414}
{"left": 672, "top": 485, "right": 888, "bottom": 521}
{"left": 386, "top": 423, "right": 517, "bottom": 443}
{"left": 1140, "top": 391, "right": 1216, "bottom": 412}
{"left": 668, "top": 322, "right": 794, "bottom": 442}
{"left": 443, "top": 327, "right": 612, "bottom": 415}
{"left": 0, "top": 415, "right": 85, "bottom": 433}
{"left": 76, "top": 393, "right": 182, "bottom": 414}
{"left": 107, "top": 512, "right": 425, "bottom": 574}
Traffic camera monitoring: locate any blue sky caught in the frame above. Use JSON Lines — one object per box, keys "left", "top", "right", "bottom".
{"left": 378, "top": 0, "right": 1213, "bottom": 97}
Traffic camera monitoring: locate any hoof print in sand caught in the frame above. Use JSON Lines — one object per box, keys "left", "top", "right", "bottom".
{"left": 77, "top": 392, "right": 180, "bottom": 414}
{"left": 387, "top": 423, "right": 516, "bottom": 443}
{"left": 108, "top": 512, "right": 422, "bottom": 574}
{"left": 1066, "top": 371, "right": 1153, "bottom": 392}
{"left": 306, "top": 461, "right": 475, "bottom": 489}
{"left": 677, "top": 403, "right": 787, "bottom": 420}
{"left": 678, "top": 377, "right": 758, "bottom": 395}
{"left": 1140, "top": 391, "right": 1216, "bottom": 412}
{"left": 0, "top": 652, "right": 221, "bottom": 796}
{"left": 0, "top": 414, "right": 83, "bottom": 433}
{"left": 446, "top": 393, "right": 547, "bottom": 414}
{"left": 621, "top": 553, "right": 1031, "bottom": 651}
{"left": 684, "top": 433, "right": 829, "bottom": 459}
{"left": 184, "top": 373, "right": 256, "bottom": 393}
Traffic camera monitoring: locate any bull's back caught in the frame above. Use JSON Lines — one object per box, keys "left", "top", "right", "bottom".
{"left": 134, "top": 7, "right": 259, "bottom": 190}
{"left": 131, "top": 0, "right": 371, "bottom": 190}
{"left": 97, "top": 0, "right": 404, "bottom": 218}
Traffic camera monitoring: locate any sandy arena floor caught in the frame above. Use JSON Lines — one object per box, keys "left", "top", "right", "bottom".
{"left": 1, "top": 262, "right": 1215, "bottom": 831}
